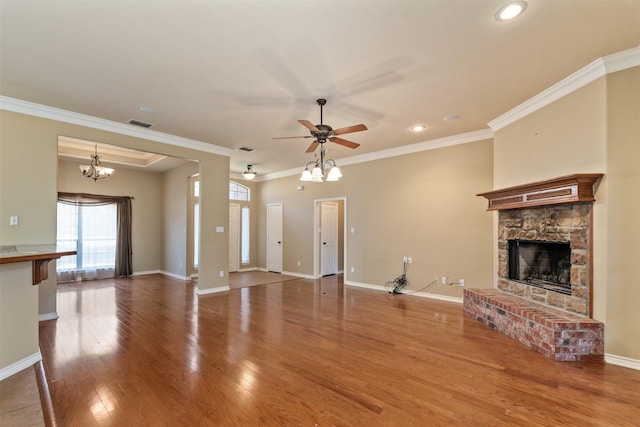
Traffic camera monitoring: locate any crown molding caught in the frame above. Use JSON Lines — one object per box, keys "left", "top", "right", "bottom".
{"left": 489, "top": 46, "right": 640, "bottom": 132}
{"left": 0, "top": 96, "right": 234, "bottom": 157}
{"left": 261, "top": 128, "right": 493, "bottom": 181}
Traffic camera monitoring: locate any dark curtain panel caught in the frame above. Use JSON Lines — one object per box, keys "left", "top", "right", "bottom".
{"left": 115, "top": 197, "right": 133, "bottom": 277}
{"left": 58, "top": 192, "right": 133, "bottom": 277}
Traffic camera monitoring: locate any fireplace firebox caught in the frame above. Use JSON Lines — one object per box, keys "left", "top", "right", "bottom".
{"left": 508, "top": 240, "right": 571, "bottom": 294}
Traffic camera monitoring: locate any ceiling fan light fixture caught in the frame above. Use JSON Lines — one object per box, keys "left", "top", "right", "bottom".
{"left": 326, "top": 166, "right": 342, "bottom": 181}
{"left": 300, "top": 167, "right": 313, "bottom": 182}
{"left": 242, "top": 164, "right": 257, "bottom": 180}
{"left": 310, "top": 165, "right": 324, "bottom": 182}
{"left": 495, "top": 1, "right": 527, "bottom": 21}
{"left": 300, "top": 167, "right": 311, "bottom": 181}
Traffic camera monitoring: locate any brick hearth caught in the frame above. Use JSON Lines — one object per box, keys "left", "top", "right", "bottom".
{"left": 464, "top": 288, "right": 604, "bottom": 361}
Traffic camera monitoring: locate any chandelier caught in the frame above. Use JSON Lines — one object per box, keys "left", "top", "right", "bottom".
{"left": 79, "top": 144, "right": 114, "bottom": 181}
{"left": 242, "top": 164, "right": 257, "bottom": 180}
{"left": 300, "top": 144, "right": 342, "bottom": 182}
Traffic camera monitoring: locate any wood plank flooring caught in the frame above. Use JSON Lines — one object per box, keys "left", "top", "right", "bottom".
{"left": 38, "top": 274, "right": 640, "bottom": 426}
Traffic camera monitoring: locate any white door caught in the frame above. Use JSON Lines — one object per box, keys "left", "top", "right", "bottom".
{"left": 267, "top": 203, "right": 283, "bottom": 273}
{"left": 320, "top": 202, "right": 339, "bottom": 276}
{"left": 229, "top": 204, "right": 240, "bottom": 272}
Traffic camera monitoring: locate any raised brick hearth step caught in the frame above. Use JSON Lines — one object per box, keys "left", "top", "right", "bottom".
{"left": 463, "top": 289, "right": 604, "bottom": 361}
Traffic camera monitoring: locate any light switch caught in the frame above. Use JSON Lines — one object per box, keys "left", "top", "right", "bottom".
{"left": 216, "top": 226, "right": 224, "bottom": 233}
{"left": 9, "top": 216, "right": 19, "bottom": 226}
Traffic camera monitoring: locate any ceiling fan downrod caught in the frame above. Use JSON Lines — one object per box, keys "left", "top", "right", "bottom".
{"left": 317, "top": 98, "right": 326, "bottom": 125}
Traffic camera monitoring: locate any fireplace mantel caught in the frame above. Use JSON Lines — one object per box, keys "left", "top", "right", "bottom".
{"left": 477, "top": 174, "right": 603, "bottom": 211}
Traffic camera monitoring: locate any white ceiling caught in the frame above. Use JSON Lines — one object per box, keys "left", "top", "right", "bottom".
{"left": 1, "top": 1, "right": 639, "bottom": 177}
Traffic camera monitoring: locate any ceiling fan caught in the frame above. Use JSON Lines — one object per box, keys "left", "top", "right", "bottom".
{"left": 273, "top": 98, "right": 367, "bottom": 153}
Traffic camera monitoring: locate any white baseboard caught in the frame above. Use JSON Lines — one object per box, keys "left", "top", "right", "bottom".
{"left": 409, "top": 291, "right": 463, "bottom": 304}
{"left": 605, "top": 354, "right": 640, "bottom": 371}
{"left": 196, "top": 285, "right": 230, "bottom": 295}
{"left": 159, "top": 270, "right": 191, "bottom": 281}
{"left": 131, "top": 269, "right": 162, "bottom": 276}
{"left": 282, "top": 271, "right": 316, "bottom": 279}
{"left": 343, "top": 280, "right": 386, "bottom": 291}
{"left": 344, "top": 280, "right": 463, "bottom": 304}
{"left": 0, "top": 350, "right": 42, "bottom": 381}
{"left": 38, "top": 312, "right": 58, "bottom": 321}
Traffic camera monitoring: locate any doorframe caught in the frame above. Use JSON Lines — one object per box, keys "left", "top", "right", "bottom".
{"left": 313, "top": 197, "right": 347, "bottom": 279}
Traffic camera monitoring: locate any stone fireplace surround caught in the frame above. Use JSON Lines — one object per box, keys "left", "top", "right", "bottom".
{"left": 465, "top": 174, "right": 604, "bottom": 361}
{"left": 498, "top": 203, "right": 591, "bottom": 315}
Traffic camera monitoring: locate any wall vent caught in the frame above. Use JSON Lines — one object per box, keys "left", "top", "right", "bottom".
{"left": 128, "top": 119, "right": 152, "bottom": 128}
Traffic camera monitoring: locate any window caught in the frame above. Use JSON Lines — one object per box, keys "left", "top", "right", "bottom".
{"left": 192, "top": 176, "right": 200, "bottom": 269}
{"left": 241, "top": 206, "right": 250, "bottom": 264}
{"left": 56, "top": 202, "right": 117, "bottom": 280}
{"left": 230, "top": 181, "right": 249, "bottom": 201}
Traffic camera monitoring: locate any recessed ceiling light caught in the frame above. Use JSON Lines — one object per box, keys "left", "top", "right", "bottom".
{"left": 412, "top": 125, "right": 426, "bottom": 132}
{"left": 495, "top": 1, "right": 527, "bottom": 21}
{"left": 443, "top": 114, "right": 460, "bottom": 122}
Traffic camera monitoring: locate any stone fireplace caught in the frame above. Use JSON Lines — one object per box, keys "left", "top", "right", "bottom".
{"left": 498, "top": 203, "right": 591, "bottom": 315}
{"left": 464, "top": 174, "right": 604, "bottom": 361}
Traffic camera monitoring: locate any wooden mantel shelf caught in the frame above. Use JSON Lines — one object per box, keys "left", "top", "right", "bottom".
{"left": 0, "top": 245, "right": 76, "bottom": 285}
{"left": 477, "top": 173, "right": 603, "bottom": 211}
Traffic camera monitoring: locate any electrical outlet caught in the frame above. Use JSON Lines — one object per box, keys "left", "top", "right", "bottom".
{"left": 403, "top": 257, "right": 408, "bottom": 263}
{"left": 459, "top": 279, "right": 465, "bottom": 287}
{"left": 407, "top": 257, "right": 412, "bottom": 264}
{"left": 297, "top": 260, "right": 301, "bottom": 267}
{"left": 219, "top": 270, "right": 224, "bottom": 277}
{"left": 9, "top": 216, "right": 19, "bottom": 226}
{"left": 441, "top": 276, "right": 447, "bottom": 284}
{"left": 351, "top": 267, "right": 355, "bottom": 273}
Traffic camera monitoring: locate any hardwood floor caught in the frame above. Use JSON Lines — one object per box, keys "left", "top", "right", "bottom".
{"left": 38, "top": 274, "right": 640, "bottom": 426}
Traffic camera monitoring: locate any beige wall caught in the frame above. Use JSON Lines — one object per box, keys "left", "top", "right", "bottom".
{"left": 493, "top": 67, "right": 640, "bottom": 360}
{"left": 605, "top": 67, "right": 640, "bottom": 359}
{"left": 0, "top": 109, "right": 230, "bottom": 372}
{"left": 259, "top": 140, "right": 494, "bottom": 297}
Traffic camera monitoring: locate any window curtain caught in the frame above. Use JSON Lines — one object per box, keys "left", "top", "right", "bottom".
{"left": 58, "top": 192, "right": 133, "bottom": 278}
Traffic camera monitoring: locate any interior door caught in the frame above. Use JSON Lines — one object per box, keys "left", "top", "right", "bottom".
{"left": 229, "top": 204, "right": 240, "bottom": 272}
{"left": 320, "top": 201, "right": 339, "bottom": 276}
{"left": 266, "top": 202, "right": 283, "bottom": 273}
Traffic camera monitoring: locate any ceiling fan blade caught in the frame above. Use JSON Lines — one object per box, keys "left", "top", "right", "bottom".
{"left": 306, "top": 141, "right": 320, "bottom": 153}
{"left": 298, "top": 120, "right": 319, "bottom": 132}
{"left": 272, "top": 135, "right": 313, "bottom": 139}
{"left": 332, "top": 123, "right": 368, "bottom": 136}
{"left": 331, "top": 137, "right": 360, "bottom": 149}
